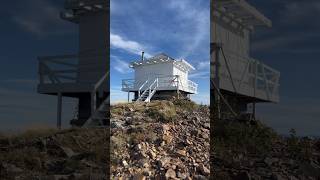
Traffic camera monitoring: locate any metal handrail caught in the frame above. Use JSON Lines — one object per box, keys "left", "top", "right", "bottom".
{"left": 211, "top": 48, "right": 280, "bottom": 100}
{"left": 137, "top": 78, "right": 158, "bottom": 102}
{"left": 122, "top": 75, "right": 198, "bottom": 94}
{"left": 91, "top": 71, "right": 109, "bottom": 114}
{"left": 138, "top": 78, "right": 149, "bottom": 97}
{"left": 38, "top": 54, "right": 78, "bottom": 85}
{"left": 146, "top": 78, "right": 158, "bottom": 102}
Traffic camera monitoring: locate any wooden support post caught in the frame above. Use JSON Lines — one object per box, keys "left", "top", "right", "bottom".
{"left": 212, "top": 42, "right": 222, "bottom": 119}
{"left": 252, "top": 102, "right": 256, "bottom": 120}
{"left": 57, "top": 92, "right": 62, "bottom": 129}
{"left": 253, "top": 61, "right": 257, "bottom": 120}
{"left": 127, "top": 92, "right": 130, "bottom": 103}
{"left": 176, "top": 75, "right": 180, "bottom": 99}
{"left": 91, "top": 92, "right": 96, "bottom": 115}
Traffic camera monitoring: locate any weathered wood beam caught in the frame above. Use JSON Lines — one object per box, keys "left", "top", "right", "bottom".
{"left": 215, "top": 0, "right": 272, "bottom": 27}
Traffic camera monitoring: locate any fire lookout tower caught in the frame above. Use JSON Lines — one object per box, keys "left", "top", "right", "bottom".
{"left": 211, "top": 0, "right": 280, "bottom": 119}
{"left": 37, "top": 0, "right": 109, "bottom": 128}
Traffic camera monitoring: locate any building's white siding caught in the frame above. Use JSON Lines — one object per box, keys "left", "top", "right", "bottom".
{"left": 211, "top": 5, "right": 280, "bottom": 103}
{"left": 78, "top": 11, "right": 108, "bottom": 83}
{"left": 213, "top": 23, "right": 250, "bottom": 58}
{"left": 173, "top": 66, "right": 188, "bottom": 91}
{"left": 134, "top": 63, "right": 173, "bottom": 86}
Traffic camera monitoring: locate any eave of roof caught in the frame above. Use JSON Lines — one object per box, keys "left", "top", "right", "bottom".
{"left": 129, "top": 53, "right": 195, "bottom": 72}
{"left": 213, "top": 0, "right": 272, "bottom": 29}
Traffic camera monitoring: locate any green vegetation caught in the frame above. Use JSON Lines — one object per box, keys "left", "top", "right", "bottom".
{"left": 172, "top": 98, "right": 199, "bottom": 112}
{"left": 0, "top": 128, "right": 108, "bottom": 175}
{"left": 146, "top": 101, "right": 177, "bottom": 123}
{"left": 287, "top": 128, "right": 313, "bottom": 161}
{"left": 214, "top": 118, "right": 278, "bottom": 155}
{"left": 213, "top": 118, "right": 315, "bottom": 165}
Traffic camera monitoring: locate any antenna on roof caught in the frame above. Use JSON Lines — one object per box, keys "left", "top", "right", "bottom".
{"left": 141, "top": 51, "right": 145, "bottom": 61}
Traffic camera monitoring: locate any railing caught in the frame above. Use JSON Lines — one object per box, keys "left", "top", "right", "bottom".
{"left": 188, "top": 80, "right": 198, "bottom": 94}
{"left": 137, "top": 78, "right": 159, "bottom": 102}
{"left": 121, "top": 79, "right": 135, "bottom": 89}
{"left": 138, "top": 79, "right": 149, "bottom": 97}
{"left": 211, "top": 48, "right": 280, "bottom": 102}
{"left": 38, "top": 54, "right": 78, "bottom": 85}
{"left": 122, "top": 75, "right": 198, "bottom": 94}
{"left": 146, "top": 78, "right": 159, "bottom": 102}
{"left": 90, "top": 71, "right": 109, "bottom": 115}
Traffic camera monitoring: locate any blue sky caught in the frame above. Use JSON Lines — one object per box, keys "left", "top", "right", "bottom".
{"left": 110, "top": 0, "right": 210, "bottom": 104}
{"left": 0, "top": 0, "right": 76, "bottom": 131}
{"left": 247, "top": 0, "right": 320, "bottom": 136}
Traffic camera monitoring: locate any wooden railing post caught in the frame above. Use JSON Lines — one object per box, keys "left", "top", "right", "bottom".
{"left": 91, "top": 91, "right": 96, "bottom": 115}
{"left": 57, "top": 92, "right": 62, "bottom": 129}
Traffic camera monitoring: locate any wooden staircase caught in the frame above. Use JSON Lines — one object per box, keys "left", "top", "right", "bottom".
{"left": 84, "top": 95, "right": 109, "bottom": 126}
{"left": 136, "top": 78, "right": 158, "bottom": 102}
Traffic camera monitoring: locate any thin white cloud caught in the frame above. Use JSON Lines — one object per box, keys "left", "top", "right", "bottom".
{"left": 252, "top": 33, "right": 320, "bottom": 53}
{"left": 12, "top": 0, "right": 74, "bottom": 37}
{"left": 167, "top": 1, "right": 209, "bottom": 58}
{"left": 110, "top": 33, "right": 151, "bottom": 57}
{"left": 196, "top": 61, "right": 210, "bottom": 70}
{"left": 189, "top": 72, "right": 210, "bottom": 79}
{"left": 191, "top": 91, "right": 210, "bottom": 105}
{"left": 0, "top": 87, "right": 76, "bottom": 131}
{"left": 113, "top": 58, "right": 132, "bottom": 74}
{"left": 110, "top": 88, "right": 130, "bottom": 104}
{"left": 1, "top": 78, "right": 38, "bottom": 85}
{"left": 282, "top": 1, "right": 320, "bottom": 25}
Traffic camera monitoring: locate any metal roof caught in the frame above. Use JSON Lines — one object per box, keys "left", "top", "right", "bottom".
{"left": 64, "top": 0, "right": 108, "bottom": 10}
{"left": 213, "top": 0, "right": 272, "bottom": 29}
{"left": 61, "top": 0, "right": 108, "bottom": 23}
{"left": 129, "top": 53, "right": 195, "bottom": 72}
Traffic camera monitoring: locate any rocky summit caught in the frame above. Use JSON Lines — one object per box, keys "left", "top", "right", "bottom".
{"left": 0, "top": 128, "right": 109, "bottom": 180}
{"left": 110, "top": 100, "right": 210, "bottom": 179}
{"left": 213, "top": 118, "right": 320, "bottom": 180}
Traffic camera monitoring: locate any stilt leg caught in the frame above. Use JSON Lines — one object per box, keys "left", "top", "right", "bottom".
{"left": 57, "top": 92, "right": 62, "bottom": 129}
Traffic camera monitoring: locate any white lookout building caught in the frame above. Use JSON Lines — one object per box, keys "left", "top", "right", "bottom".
{"left": 37, "top": 0, "right": 109, "bottom": 128}
{"left": 211, "top": 0, "right": 280, "bottom": 118}
{"left": 122, "top": 53, "right": 198, "bottom": 102}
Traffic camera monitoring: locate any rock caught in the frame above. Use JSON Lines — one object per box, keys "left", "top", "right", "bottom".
{"left": 81, "top": 160, "right": 99, "bottom": 168}
{"left": 203, "top": 123, "right": 210, "bottom": 129}
{"left": 158, "top": 157, "right": 170, "bottom": 168}
{"left": 177, "top": 149, "right": 187, "bottom": 156}
{"left": 165, "top": 168, "right": 176, "bottom": 178}
{"left": 163, "top": 134, "right": 173, "bottom": 144}
{"left": 122, "top": 160, "right": 129, "bottom": 167}
{"left": 44, "top": 160, "right": 66, "bottom": 173}
{"left": 60, "top": 146, "right": 76, "bottom": 158}
{"left": 162, "top": 124, "right": 171, "bottom": 133}
{"left": 45, "top": 175, "right": 70, "bottom": 180}
{"left": 137, "top": 159, "right": 149, "bottom": 168}
{"left": 177, "top": 171, "right": 188, "bottom": 179}
{"left": 234, "top": 171, "right": 251, "bottom": 180}
{"left": 142, "top": 169, "right": 151, "bottom": 176}
{"left": 3, "top": 163, "right": 23, "bottom": 174}
{"left": 109, "top": 100, "right": 210, "bottom": 179}
{"left": 133, "top": 173, "right": 146, "bottom": 180}
{"left": 271, "top": 173, "right": 286, "bottom": 180}
{"left": 193, "top": 175, "right": 208, "bottom": 180}
{"left": 111, "top": 119, "right": 125, "bottom": 128}
{"left": 148, "top": 150, "right": 157, "bottom": 159}
{"left": 199, "top": 164, "right": 210, "bottom": 176}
